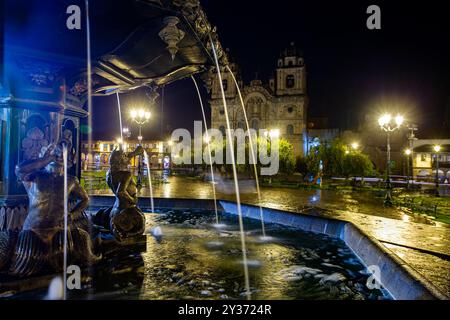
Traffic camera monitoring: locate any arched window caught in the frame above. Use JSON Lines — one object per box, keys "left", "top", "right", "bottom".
{"left": 237, "top": 121, "right": 244, "bottom": 129}
{"left": 287, "top": 124, "right": 294, "bottom": 135}
{"left": 286, "top": 75, "right": 295, "bottom": 88}
{"left": 222, "top": 79, "right": 228, "bottom": 91}
{"left": 251, "top": 119, "right": 259, "bottom": 131}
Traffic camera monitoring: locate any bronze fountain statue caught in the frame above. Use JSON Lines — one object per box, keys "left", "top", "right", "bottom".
{"left": 0, "top": 139, "right": 100, "bottom": 277}
{"left": 92, "top": 145, "right": 146, "bottom": 242}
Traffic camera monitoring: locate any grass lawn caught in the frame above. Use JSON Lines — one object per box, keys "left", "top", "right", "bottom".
{"left": 395, "top": 193, "right": 450, "bottom": 224}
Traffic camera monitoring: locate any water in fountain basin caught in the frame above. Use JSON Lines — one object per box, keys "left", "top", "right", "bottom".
{"left": 226, "top": 65, "right": 269, "bottom": 241}
{"left": 10, "top": 209, "right": 391, "bottom": 300}
{"left": 210, "top": 37, "right": 251, "bottom": 299}
{"left": 143, "top": 151, "right": 155, "bottom": 213}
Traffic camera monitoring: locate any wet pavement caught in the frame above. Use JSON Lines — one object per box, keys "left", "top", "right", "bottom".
{"left": 92, "top": 175, "right": 450, "bottom": 297}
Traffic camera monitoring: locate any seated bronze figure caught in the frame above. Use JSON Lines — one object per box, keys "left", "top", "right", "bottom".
{"left": 0, "top": 140, "right": 100, "bottom": 277}
{"left": 93, "top": 146, "right": 146, "bottom": 242}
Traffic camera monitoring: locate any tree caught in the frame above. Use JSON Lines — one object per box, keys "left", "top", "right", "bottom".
{"left": 304, "top": 138, "right": 375, "bottom": 182}
{"left": 278, "top": 139, "right": 296, "bottom": 174}
{"left": 295, "top": 155, "right": 308, "bottom": 178}
{"left": 306, "top": 138, "right": 347, "bottom": 178}
{"left": 343, "top": 152, "right": 374, "bottom": 180}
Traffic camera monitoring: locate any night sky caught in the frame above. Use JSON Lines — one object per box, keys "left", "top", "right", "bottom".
{"left": 91, "top": 0, "right": 450, "bottom": 140}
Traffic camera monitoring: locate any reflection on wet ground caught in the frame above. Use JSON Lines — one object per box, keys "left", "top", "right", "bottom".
{"left": 383, "top": 243, "right": 450, "bottom": 296}
{"left": 93, "top": 176, "right": 450, "bottom": 297}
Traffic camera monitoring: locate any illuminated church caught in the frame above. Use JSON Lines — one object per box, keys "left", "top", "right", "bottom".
{"left": 208, "top": 43, "right": 308, "bottom": 157}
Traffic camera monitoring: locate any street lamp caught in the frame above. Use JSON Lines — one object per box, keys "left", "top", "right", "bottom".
{"left": 434, "top": 145, "right": 441, "bottom": 197}
{"left": 130, "top": 108, "right": 151, "bottom": 190}
{"left": 268, "top": 128, "right": 280, "bottom": 139}
{"left": 351, "top": 142, "right": 359, "bottom": 151}
{"left": 378, "top": 113, "right": 404, "bottom": 205}
{"left": 404, "top": 148, "right": 412, "bottom": 188}
{"left": 123, "top": 127, "right": 131, "bottom": 138}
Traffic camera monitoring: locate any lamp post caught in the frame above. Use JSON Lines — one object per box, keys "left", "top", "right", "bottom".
{"left": 407, "top": 125, "right": 418, "bottom": 183}
{"left": 130, "top": 109, "right": 151, "bottom": 190}
{"left": 123, "top": 127, "right": 131, "bottom": 138}
{"left": 404, "top": 148, "right": 411, "bottom": 189}
{"left": 434, "top": 145, "right": 441, "bottom": 197}
{"left": 378, "top": 114, "right": 404, "bottom": 205}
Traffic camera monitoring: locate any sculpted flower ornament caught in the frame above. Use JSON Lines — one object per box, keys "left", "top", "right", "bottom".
{"left": 22, "top": 127, "right": 49, "bottom": 161}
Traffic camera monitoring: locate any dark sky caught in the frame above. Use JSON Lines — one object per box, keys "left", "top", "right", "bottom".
{"left": 92, "top": 0, "right": 450, "bottom": 140}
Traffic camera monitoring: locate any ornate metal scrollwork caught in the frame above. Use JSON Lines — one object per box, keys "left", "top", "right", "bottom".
{"left": 159, "top": 16, "right": 186, "bottom": 60}
{"left": 172, "top": 0, "right": 200, "bottom": 21}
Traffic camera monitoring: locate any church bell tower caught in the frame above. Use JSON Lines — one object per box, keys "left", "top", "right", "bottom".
{"left": 275, "top": 42, "right": 306, "bottom": 96}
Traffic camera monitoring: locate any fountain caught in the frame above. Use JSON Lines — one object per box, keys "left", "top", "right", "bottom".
{"left": 226, "top": 65, "right": 268, "bottom": 240}
{"left": 209, "top": 36, "right": 251, "bottom": 300}
{"left": 0, "top": 139, "right": 100, "bottom": 278}
{"left": 191, "top": 76, "right": 220, "bottom": 226}
{"left": 116, "top": 92, "right": 124, "bottom": 145}
{"left": 143, "top": 150, "right": 155, "bottom": 213}
{"left": 62, "top": 144, "right": 68, "bottom": 300}
{"left": 0, "top": 0, "right": 446, "bottom": 301}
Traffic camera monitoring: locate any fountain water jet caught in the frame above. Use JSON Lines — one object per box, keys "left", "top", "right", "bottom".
{"left": 85, "top": 0, "right": 93, "bottom": 158}
{"left": 62, "top": 144, "right": 68, "bottom": 300}
{"left": 46, "top": 276, "right": 64, "bottom": 300}
{"left": 226, "top": 65, "right": 268, "bottom": 240}
{"left": 85, "top": 0, "right": 95, "bottom": 299}
{"left": 143, "top": 150, "right": 155, "bottom": 213}
{"left": 209, "top": 36, "right": 251, "bottom": 300}
{"left": 191, "top": 76, "right": 220, "bottom": 226}
{"left": 116, "top": 91, "right": 124, "bottom": 147}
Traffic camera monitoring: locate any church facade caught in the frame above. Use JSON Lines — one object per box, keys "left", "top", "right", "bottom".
{"left": 209, "top": 45, "right": 308, "bottom": 157}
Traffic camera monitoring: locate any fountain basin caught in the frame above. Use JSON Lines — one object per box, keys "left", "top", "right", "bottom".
{"left": 89, "top": 195, "right": 446, "bottom": 300}
{"left": 218, "top": 200, "right": 446, "bottom": 300}
{"left": 0, "top": 196, "right": 445, "bottom": 300}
